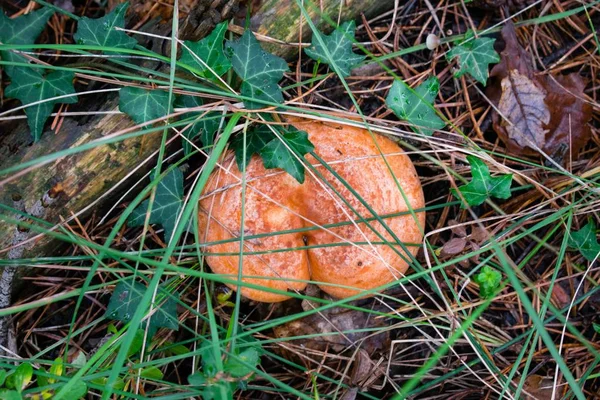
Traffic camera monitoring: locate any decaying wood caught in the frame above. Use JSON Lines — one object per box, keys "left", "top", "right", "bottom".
{"left": 249, "top": 0, "right": 396, "bottom": 59}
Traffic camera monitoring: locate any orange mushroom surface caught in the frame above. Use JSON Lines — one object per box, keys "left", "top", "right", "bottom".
{"left": 199, "top": 119, "right": 425, "bottom": 302}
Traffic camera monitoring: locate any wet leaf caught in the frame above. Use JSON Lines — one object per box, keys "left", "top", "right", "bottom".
{"left": 488, "top": 22, "right": 592, "bottom": 159}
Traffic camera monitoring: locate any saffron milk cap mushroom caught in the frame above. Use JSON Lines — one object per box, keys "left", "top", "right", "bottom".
{"left": 199, "top": 118, "right": 425, "bottom": 302}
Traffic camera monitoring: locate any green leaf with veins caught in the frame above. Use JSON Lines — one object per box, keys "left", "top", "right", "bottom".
{"left": 474, "top": 266, "right": 502, "bottom": 298}
{"left": 119, "top": 86, "right": 172, "bottom": 125}
{"left": 225, "top": 30, "right": 289, "bottom": 109}
{"left": 231, "top": 125, "right": 314, "bottom": 183}
{"left": 259, "top": 126, "right": 314, "bottom": 184}
{"left": 453, "top": 155, "right": 512, "bottom": 208}
{"left": 230, "top": 125, "right": 276, "bottom": 170}
{"left": 0, "top": 7, "right": 54, "bottom": 77}
{"left": 174, "top": 95, "right": 222, "bottom": 155}
{"left": 180, "top": 21, "right": 231, "bottom": 79}
{"left": 447, "top": 31, "right": 500, "bottom": 85}
{"left": 568, "top": 220, "right": 600, "bottom": 262}
{"left": 128, "top": 168, "right": 193, "bottom": 243}
{"left": 5, "top": 69, "right": 77, "bottom": 141}
{"left": 386, "top": 76, "right": 445, "bottom": 136}
{"left": 105, "top": 278, "right": 179, "bottom": 336}
{"left": 304, "top": 21, "right": 365, "bottom": 78}
{"left": 74, "top": 2, "right": 137, "bottom": 50}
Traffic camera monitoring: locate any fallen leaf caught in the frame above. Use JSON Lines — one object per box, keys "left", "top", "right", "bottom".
{"left": 487, "top": 22, "right": 592, "bottom": 159}
{"left": 470, "top": 226, "right": 489, "bottom": 243}
{"left": 448, "top": 219, "right": 468, "bottom": 237}
{"left": 441, "top": 237, "right": 467, "bottom": 256}
{"left": 497, "top": 69, "right": 550, "bottom": 149}
{"left": 351, "top": 349, "right": 373, "bottom": 385}
{"left": 551, "top": 283, "right": 571, "bottom": 309}
{"left": 273, "top": 306, "right": 389, "bottom": 354}
{"left": 520, "top": 374, "right": 554, "bottom": 399}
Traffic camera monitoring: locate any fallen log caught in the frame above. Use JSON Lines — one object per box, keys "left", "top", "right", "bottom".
{"left": 250, "top": 0, "right": 396, "bottom": 58}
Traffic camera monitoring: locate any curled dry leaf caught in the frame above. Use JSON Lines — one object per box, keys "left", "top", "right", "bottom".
{"left": 487, "top": 22, "right": 592, "bottom": 159}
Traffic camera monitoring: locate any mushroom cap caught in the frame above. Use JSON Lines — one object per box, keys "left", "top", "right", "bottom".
{"left": 199, "top": 119, "right": 425, "bottom": 302}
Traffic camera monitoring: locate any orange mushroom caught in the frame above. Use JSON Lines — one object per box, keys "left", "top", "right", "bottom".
{"left": 198, "top": 119, "right": 425, "bottom": 302}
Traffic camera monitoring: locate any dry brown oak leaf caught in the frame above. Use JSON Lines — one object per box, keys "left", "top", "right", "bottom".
{"left": 487, "top": 22, "right": 592, "bottom": 159}
{"left": 198, "top": 119, "right": 425, "bottom": 302}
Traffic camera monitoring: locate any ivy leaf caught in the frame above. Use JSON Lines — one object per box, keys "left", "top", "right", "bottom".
{"left": 180, "top": 21, "right": 231, "bottom": 79}
{"left": 0, "top": 7, "right": 54, "bottom": 77}
{"left": 174, "top": 95, "right": 222, "bottom": 155}
{"left": 304, "top": 21, "right": 365, "bottom": 78}
{"left": 568, "top": 220, "right": 600, "bottom": 262}
{"left": 447, "top": 31, "right": 500, "bottom": 85}
{"left": 105, "top": 278, "right": 179, "bottom": 335}
{"left": 386, "top": 76, "right": 445, "bottom": 136}
{"left": 231, "top": 125, "right": 314, "bottom": 183}
{"left": 119, "top": 87, "right": 172, "bottom": 125}
{"left": 128, "top": 168, "right": 193, "bottom": 243}
{"left": 5, "top": 69, "right": 77, "bottom": 141}
{"left": 474, "top": 266, "right": 502, "bottom": 298}
{"left": 259, "top": 126, "right": 314, "bottom": 184}
{"left": 230, "top": 125, "right": 275, "bottom": 171}
{"left": 453, "top": 156, "right": 512, "bottom": 208}
{"left": 74, "top": 2, "right": 137, "bottom": 50}
{"left": 226, "top": 30, "right": 289, "bottom": 109}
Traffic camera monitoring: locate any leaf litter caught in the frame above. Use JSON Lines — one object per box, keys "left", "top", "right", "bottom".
{"left": 487, "top": 22, "right": 593, "bottom": 160}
